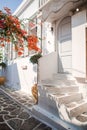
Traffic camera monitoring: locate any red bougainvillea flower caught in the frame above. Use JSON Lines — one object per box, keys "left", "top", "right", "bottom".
{"left": 0, "top": 20, "right": 5, "bottom": 28}
{"left": 0, "top": 38, "right": 5, "bottom": 42}
{"left": 0, "top": 43, "right": 5, "bottom": 47}
{"left": 27, "top": 35, "right": 41, "bottom": 52}
{"left": 0, "top": 7, "right": 41, "bottom": 56}
{"left": 18, "top": 51, "right": 23, "bottom": 56}
{"left": 27, "top": 35, "right": 38, "bottom": 44}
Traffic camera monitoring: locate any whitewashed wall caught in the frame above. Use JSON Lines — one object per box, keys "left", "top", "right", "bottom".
{"left": 5, "top": 57, "right": 37, "bottom": 95}
{"left": 38, "top": 52, "right": 57, "bottom": 82}
{"left": 72, "top": 10, "right": 86, "bottom": 78}
{"left": 5, "top": 0, "right": 39, "bottom": 94}
{"left": 42, "top": 22, "right": 55, "bottom": 55}
{"left": 17, "top": 0, "right": 39, "bottom": 19}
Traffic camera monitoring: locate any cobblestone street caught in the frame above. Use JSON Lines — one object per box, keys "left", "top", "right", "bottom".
{"left": 0, "top": 87, "right": 52, "bottom": 130}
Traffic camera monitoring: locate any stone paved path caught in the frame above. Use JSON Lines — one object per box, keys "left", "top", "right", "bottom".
{"left": 0, "top": 88, "right": 52, "bottom": 130}
{"left": 0, "top": 86, "right": 35, "bottom": 109}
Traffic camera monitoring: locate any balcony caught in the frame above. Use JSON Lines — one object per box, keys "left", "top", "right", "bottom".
{"left": 39, "top": 0, "right": 51, "bottom": 9}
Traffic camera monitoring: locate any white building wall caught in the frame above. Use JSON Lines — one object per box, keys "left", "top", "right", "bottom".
{"left": 18, "top": 0, "right": 39, "bottom": 19}
{"left": 43, "top": 22, "right": 55, "bottom": 55}
{"left": 6, "top": 57, "right": 36, "bottom": 95}
{"left": 38, "top": 52, "right": 57, "bottom": 81}
{"left": 7, "top": 1, "right": 87, "bottom": 91}
{"left": 72, "top": 10, "right": 86, "bottom": 78}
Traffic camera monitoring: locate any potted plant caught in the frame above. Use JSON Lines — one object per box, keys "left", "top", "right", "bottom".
{"left": 0, "top": 76, "right": 6, "bottom": 85}
{"left": 30, "top": 53, "right": 42, "bottom": 103}
{"left": 0, "top": 62, "right": 7, "bottom": 85}
{"left": 30, "top": 53, "right": 42, "bottom": 64}
{"left": 0, "top": 62, "right": 7, "bottom": 69}
{"left": 0, "top": 52, "right": 6, "bottom": 85}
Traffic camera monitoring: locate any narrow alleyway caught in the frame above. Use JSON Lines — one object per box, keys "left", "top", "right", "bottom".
{"left": 0, "top": 86, "right": 52, "bottom": 130}
{"left": 0, "top": 86, "right": 67, "bottom": 130}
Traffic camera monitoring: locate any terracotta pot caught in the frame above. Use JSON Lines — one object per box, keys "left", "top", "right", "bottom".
{"left": 31, "top": 84, "right": 38, "bottom": 104}
{"left": 0, "top": 76, "right": 6, "bottom": 85}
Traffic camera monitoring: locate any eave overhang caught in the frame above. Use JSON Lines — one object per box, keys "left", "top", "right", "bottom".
{"left": 38, "top": 0, "right": 87, "bottom": 22}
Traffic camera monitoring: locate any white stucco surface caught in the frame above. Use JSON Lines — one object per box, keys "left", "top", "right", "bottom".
{"left": 6, "top": 0, "right": 87, "bottom": 93}
{"left": 38, "top": 52, "right": 57, "bottom": 81}
{"left": 72, "top": 10, "right": 86, "bottom": 77}
{"left": 17, "top": 0, "right": 39, "bottom": 19}
{"left": 5, "top": 57, "right": 37, "bottom": 95}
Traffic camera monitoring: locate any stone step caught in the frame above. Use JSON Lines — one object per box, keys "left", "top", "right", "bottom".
{"left": 38, "top": 72, "right": 87, "bottom": 127}
{"left": 32, "top": 105, "right": 80, "bottom": 130}
{"left": 41, "top": 79, "right": 76, "bottom": 86}
{"left": 44, "top": 86, "right": 79, "bottom": 94}
{"left": 75, "top": 113, "right": 87, "bottom": 124}
{"left": 38, "top": 85, "right": 79, "bottom": 94}
{"left": 67, "top": 101, "right": 87, "bottom": 119}
{"left": 57, "top": 100, "right": 87, "bottom": 124}
{"left": 38, "top": 84, "right": 87, "bottom": 126}
{"left": 65, "top": 99, "right": 84, "bottom": 109}
{"left": 38, "top": 85, "right": 82, "bottom": 119}
{"left": 49, "top": 92, "right": 83, "bottom": 105}
{"left": 33, "top": 104, "right": 87, "bottom": 129}
{"left": 53, "top": 73, "right": 76, "bottom": 80}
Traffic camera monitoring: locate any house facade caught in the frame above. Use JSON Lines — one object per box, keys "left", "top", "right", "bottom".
{"left": 14, "top": 0, "right": 87, "bottom": 81}
{"left": 6, "top": 0, "right": 87, "bottom": 129}
{"left": 38, "top": 0, "right": 87, "bottom": 81}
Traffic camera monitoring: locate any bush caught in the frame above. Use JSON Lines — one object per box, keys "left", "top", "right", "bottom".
{"left": 30, "top": 53, "right": 42, "bottom": 64}
{"left": 0, "top": 62, "right": 7, "bottom": 68}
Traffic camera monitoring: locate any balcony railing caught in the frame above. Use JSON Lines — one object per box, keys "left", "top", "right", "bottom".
{"left": 39, "top": 0, "right": 51, "bottom": 8}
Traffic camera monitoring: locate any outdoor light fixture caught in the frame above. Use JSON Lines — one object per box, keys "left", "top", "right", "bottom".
{"left": 76, "top": 8, "right": 79, "bottom": 12}
{"left": 70, "top": 1, "right": 87, "bottom": 14}
{"left": 51, "top": 27, "right": 53, "bottom": 33}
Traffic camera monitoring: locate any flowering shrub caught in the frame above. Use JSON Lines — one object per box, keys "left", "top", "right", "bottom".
{"left": 0, "top": 7, "right": 40, "bottom": 56}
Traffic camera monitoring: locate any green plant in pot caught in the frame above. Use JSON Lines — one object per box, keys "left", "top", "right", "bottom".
{"left": 0, "top": 51, "right": 7, "bottom": 69}
{"left": 0, "top": 52, "right": 3, "bottom": 61}
{"left": 30, "top": 53, "right": 42, "bottom": 103}
{"left": 30, "top": 53, "right": 42, "bottom": 64}
{"left": 0, "top": 62, "right": 7, "bottom": 69}
{"left": 0, "top": 62, "right": 6, "bottom": 85}
{"left": 0, "top": 51, "right": 6, "bottom": 85}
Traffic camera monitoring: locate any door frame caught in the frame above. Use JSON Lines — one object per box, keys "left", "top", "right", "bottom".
{"left": 86, "top": 28, "right": 87, "bottom": 79}
{"left": 57, "top": 16, "right": 72, "bottom": 73}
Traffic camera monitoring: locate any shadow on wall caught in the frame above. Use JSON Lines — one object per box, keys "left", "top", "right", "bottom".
{"left": 58, "top": 53, "right": 71, "bottom": 74}
{"left": 58, "top": 55, "right": 64, "bottom": 73}
{"left": 5, "top": 63, "right": 21, "bottom": 90}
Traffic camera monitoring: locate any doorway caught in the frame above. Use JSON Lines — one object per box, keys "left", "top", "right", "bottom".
{"left": 86, "top": 28, "right": 87, "bottom": 79}
{"left": 58, "top": 16, "right": 72, "bottom": 73}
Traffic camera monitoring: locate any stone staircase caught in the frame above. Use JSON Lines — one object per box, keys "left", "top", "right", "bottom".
{"left": 33, "top": 74, "right": 87, "bottom": 129}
